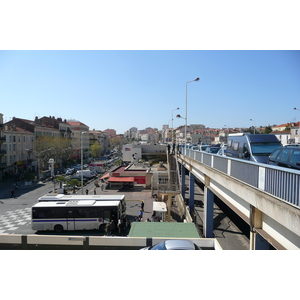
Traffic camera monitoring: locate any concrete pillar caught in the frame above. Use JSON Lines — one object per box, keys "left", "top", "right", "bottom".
{"left": 181, "top": 164, "right": 186, "bottom": 198}
{"left": 189, "top": 172, "right": 195, "bottom": 213}
{"left": 203, "top": 175, "right": 214, "bottom": 238}
{"left": 250, "top": 205, "right": 269, "bottom": 250}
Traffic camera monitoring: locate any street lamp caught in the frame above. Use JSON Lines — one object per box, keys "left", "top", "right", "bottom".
{"left": 171, "top": 107, "right": 179, "bottom": 143}
{"left": 176, "top": 114, "right": 186, "bottom": 146}
{"left": 293, "top": 108, "right": 300, "bottom": 143}
{"left": 250, "top": 119, "right": 256, "bottom": 134}
{"left": 171, "top": 107, "right": 179, "bottom": 130}
{"left": 185, "top": 78, "right": 200, "bottom": 149}
{"left": 81, "top": 131, "right": 87, "bottom": 194}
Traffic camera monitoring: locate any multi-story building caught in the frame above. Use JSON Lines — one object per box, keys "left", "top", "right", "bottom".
{"left": 89, "top": 129, "right": 109, "bottom": 155}
{"left": 103, "top": 128, "right": 116, "bottom": 137}
{"left": 2, "top": 122, "right": 35, "bottom": 178}
{"left": 67, "top": 120, "right": 89, "bottom": 162}
{"left": 38, "top": 116, "right": 72, "bottom": 139}
{"left": 0, "top": 113, "right": 6, "bottom": 181}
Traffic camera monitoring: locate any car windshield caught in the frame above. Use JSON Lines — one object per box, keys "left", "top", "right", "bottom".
{"left": 148, "top": 241, "right": 166, "bottom": 250}
{"left": 251, "top": 143, "right": 281, "bottom": 155}
{"left": 210, "top": 147, "right": 220, "bottom": 153}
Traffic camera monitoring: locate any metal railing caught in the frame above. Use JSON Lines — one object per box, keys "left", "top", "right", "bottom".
{"left": 184, "top": 149, "right": 300, "bottom": 208}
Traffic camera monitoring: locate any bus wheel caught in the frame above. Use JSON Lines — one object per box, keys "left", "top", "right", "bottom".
{"left": 99, "top": 224, "right": 106, "bottom": 232}
{"left": 54, "top": 224, "right": 63, "bottom": 233}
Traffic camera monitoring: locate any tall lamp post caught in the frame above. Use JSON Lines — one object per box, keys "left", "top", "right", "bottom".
{"left": 185, "top": 78, "right": 200, "bottom": 149}
{"left": 250, "top": 119, "right": 256, "bottom": 134}
{"left": 294, "top": 108, "right": 300, "bottom": 143}
{"left": 171, "top": 107, "right": 179, "bottom": 143}
{"left": 176, "top": 114, "right": 186, "bottom": 147}
{"left": 81, "top": 131, "right": 87, "bottom": 195}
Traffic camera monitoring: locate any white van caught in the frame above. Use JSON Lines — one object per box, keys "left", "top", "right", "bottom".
{"left": 226, "top": 133, "right": 282, "bottom": 163}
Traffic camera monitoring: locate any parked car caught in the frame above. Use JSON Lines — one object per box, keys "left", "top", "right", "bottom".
{"left": 140, "top": 239, "right": 202, "bottom": 250}
{"left": 267, "top": 146, "right": 300, "bottom": 171}
{"left": 206, "top": 145, "right": 221, "bottom": 154}
{"left": 217, "top": 148, "right": 227, "bottom": 156}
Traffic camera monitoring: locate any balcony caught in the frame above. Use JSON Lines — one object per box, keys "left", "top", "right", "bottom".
{"left": 0, "top": 150, "right": 7, "bottom": 156}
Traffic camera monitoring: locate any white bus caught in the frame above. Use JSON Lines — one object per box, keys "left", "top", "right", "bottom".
{"left": 38, "top": 194, "right": 126, "bottom": 215}
{"left": 32, "top": 200, "right": 122, "bottom": 233}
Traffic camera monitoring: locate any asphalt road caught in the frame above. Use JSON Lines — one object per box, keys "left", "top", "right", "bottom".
{"left": 0, "top": 177, "right": 152, "bottom": 236}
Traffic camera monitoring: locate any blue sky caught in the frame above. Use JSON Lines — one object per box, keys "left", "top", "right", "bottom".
{"left": 1, "top": 2, "right": 299, "bottom": 134}
{"left": 1, "top": 50, "right": 299, "bottom": 134}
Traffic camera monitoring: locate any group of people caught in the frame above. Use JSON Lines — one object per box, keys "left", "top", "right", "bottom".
{"left": 104, "top": 217, "right": 131, "bottom": 236}
{"left": 167, "top": 143, "right": 181, "bottom": 155}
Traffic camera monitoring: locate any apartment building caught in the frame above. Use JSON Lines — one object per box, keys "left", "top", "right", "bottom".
{"left": 67, "top": 120, "right": 89, "bottom": 162}
{"left": 0, "top": 113, "right": 5, "bottom": 180}
{"left": 2, "top": 122, "right": 35, "bottom": 178}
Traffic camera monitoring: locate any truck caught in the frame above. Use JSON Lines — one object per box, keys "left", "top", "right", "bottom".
{"left": 76, "top": 169, "right": 94, "bottom": 179}
{"left": 226, "top": 133, "right": 282, "bottom": 163}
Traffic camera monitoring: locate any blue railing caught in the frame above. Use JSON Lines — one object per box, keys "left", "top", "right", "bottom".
{"left": 184, "top": 149, "right": 300, "bottom": 208}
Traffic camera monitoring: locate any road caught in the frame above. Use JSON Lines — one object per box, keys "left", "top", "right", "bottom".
{"left": 0, "top": 177, "right": 152, "bottom": 236}
{"left": 187, "top": 177, "right": 250, "bottom": 250}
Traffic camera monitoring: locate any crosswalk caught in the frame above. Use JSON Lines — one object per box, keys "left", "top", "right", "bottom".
{"left": 0, "top": 207, "right": 31, "bottom": 234}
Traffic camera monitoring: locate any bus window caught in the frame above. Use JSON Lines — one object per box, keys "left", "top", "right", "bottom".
{"left": 33, "top": 209, "right": 52, "bottom": 219}
{"left": 104, "top": 210, "right": 110, "bottom": 223}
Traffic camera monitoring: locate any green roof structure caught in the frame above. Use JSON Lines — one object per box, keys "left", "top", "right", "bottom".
{"left": 128, "top": 222, "right": 201, "bottom": 238}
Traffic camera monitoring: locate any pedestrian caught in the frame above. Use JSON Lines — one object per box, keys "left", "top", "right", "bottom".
{"left": 141, "top": 200, "right": 144, "bottom": 212}
{"left": 172, "top": 143, "right": 175, "bottom": 154}
{"left": 167, "top": 144, "right": 171, "bottom": 154}
{"left": 117, "top": 219, "right": 122, "bottom": 234}
{"left": 125, "top": 218, "right": 131, "bottom": 233}
{"left": 138, "top": 209, "right": 143, "bottom": 221}
{"left": 10, "top": 189, "right": 15, "bottom": 198}
{"left": 105, "top": 222, "right": 111, "bottom": 236}
{"left": 110, "top": 220, "right": 116, "bottom": 236}
{"left": 94, "top": 188, "right": 96, "bottom": 195}
{"left": 120, "top": 220, "right": 125, "bottom": 236}
{"left": 151, "top": 211, "right": 156, "bottom": 222}
{"left": 85, "top": 189, "right": 89, "bottom": 195}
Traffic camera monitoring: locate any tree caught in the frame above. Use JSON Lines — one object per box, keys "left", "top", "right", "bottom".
{"left": 263, "top": 126, "right": 273, "bottom": 134}
{"left": 90, "top": 143, "right": 102, "bottom": 158}
{"left": 110, "top": 137, "right": 126, "bottom": 151}
{"left": 35, "top": 136, "right": 73, "bottom": 172}
{"left": 67, "top": 178, "right": 80, "bottom": 194}
{"left": 55, "top": 176, "right": 67, "bottom": 188}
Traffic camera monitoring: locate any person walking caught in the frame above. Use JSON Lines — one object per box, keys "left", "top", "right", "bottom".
{"left": 167, "top": 144, "right": 171, "bottom": 154}
{"left": 172, "top": 143, "right": 175, "bottom": 154}
{"left": 141, "top": 200, "right": 144, "bottom": 212}
{"left": 110, "top": 220, "right": 116, "bottom": 236}
{"left": 105, "top": 222, "right": 111, "bottom": 236}
{"left": 138, "top": 209, "right": 143, "bottom": 221}
{"left": 11, "top": 189, "right": 15, "bottom": 198}
{"left": 85, "top": 189, "right": 89, "bottom": 195}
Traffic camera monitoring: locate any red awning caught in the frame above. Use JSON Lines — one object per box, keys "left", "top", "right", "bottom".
{"left": 108, "top": 177, "right": 135, "bottom": 183}
{"left": 100, "top": 173, "right": 110, "bottom": 180}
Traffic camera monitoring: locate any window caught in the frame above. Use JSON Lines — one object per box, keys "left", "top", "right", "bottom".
{"left": 278, "top": 149, "right": 291, "bottom": 162}
{"left": 233, "top": 142, "right": 239, "bottom": 151}
{"left": 270, "top": 149, "right": 281, "bottom": 159}
{"left": 290, "top": 150, "right": 300, "bottom": 164}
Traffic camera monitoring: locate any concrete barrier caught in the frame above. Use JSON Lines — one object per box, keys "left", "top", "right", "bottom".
{"left": 0, "top": 234, "right": 221, "bottom": 250}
